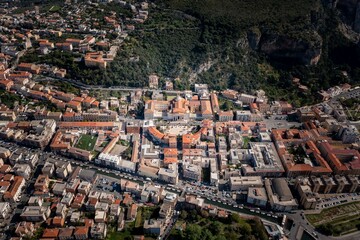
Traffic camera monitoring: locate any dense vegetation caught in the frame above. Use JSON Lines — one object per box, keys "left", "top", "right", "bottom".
{"left": 339, "top": 97, "right": 360, "bottom": 121}
{"left": 103, "top": 0, "right": 360, "bottom": 106}
{"left": 18, "top": 0, "right": 360, "bottom": 107}
{"left": 170, "top": 209, "right": 268, "bottom": 240}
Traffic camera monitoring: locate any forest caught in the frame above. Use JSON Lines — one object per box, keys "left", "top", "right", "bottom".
{"left": 169, "top": 209, "right": 268, "bottom": 240}
{"left": 19, "top": 0, "right": 360, "bottom": 107}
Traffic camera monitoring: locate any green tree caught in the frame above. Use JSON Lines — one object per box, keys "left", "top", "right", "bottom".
{"left": 209, "top": 221, "right": 223, "bottom": 235}
{"left": 180, "top": 210, "right": 188, "bottom": 220}
{"left": 229, "top": 213, "right": 242, "bottom": 224}
{"left": 185, "top": 224, "right": 202, "bottom": 240}
{"left": 202, "top": 228, "right": 213, "bottom": 240}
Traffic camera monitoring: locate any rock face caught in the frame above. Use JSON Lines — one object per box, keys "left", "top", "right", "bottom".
{"left": 247, "top": 28, "right": 261, "bottom": 50}
{"left": 354, "top": 2, "right": 360, "bottom": 33}
{"left": 334, "top": 0, "right": 360, "bottom": 33}
{"left": 258, "top": 32, "right": 322, "bottom": 65}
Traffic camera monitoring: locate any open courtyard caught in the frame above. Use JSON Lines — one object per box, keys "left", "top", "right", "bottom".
{"left": 75, "top": 134, "right": 98, "bottom": 151}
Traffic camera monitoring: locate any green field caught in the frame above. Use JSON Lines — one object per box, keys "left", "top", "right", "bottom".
{"left": 106, "top": 223, "right": 135, "bottom": 240}
{"left": 75, "top": 134, "right": 97, "bottom": 151}
{"left": 306, "top": 201, "right": 360, "bottom": 236}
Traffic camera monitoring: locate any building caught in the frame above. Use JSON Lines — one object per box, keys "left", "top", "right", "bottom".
{"left": 141, "top": 185, "right": 163, "bottom": 204}
{"left": 210, "top": 93, "right": 220, "bottom": 113}
{"left": 95, "top": 210, "right": 107, "bottom": 223}
{"left": 218, "top": 111, "right": 233, "bottom": 122}
{"left": 74, "top": 226, "right": 89, "bottom": 240}
{"left": 239, "top": 93, "right": 256, "bottom": 104}
{"left": 183, "top": 163, "right": 201, "bottom": 182}
{"left": 34, "top": 175, "right": 50, "bottom": 193}
{"left": 3, "top": 175, "right": 25, "bottom": 202}
{"left": 158, "top": 164, "right": 179, "bottom": 184}
{"left": 52, "top": 183, "right": 66, "bottom": 196}
{"left": 295, "top": 177, "right": 319, "bottom": 210}
{"left": 165, "top": 81, "right": 173, "bottom": 91}
{"left": 149, "top": 74, "right": 159, "bottom": 89}
{"left": 15, "top": 222, "right": 35, "bottom": 238}
{"left": 265, "top": 178, "right": 298, "bottom": 212}
{"left": 42, "top": 228, "right": 60, "bottom": 239}
{"left": 221, "top": 89, "right": 238, "bottom": 100}
{"left": 317, "top": 141, "right": 360, "bottom": 175}
{"left": 229, "top": 176, "right": 263, "bottom": 191}
{"left": 12, "top": 163, "right": 32, "bottom": 179}
{"left": 247, "top": 187, "right": 268, "bottom": 207}
{"left": 143, "top": 219, "right": 163, "bottom": 235}
{"left": 242, "top": 142, "right": 284, "bottom": 177}
{"left": 0, "top": 202, "right": 11, "bottom": 219}
{"left": 274, "top": 139, "right": 333, "bottom": 177}
{"left": 126, "top": 203, "right": 138, "bottom": 220}
{"left": 201, "top": 100, "right": 213, "bottom": 119}
{"left": 58, "top": 228, "right": 74, "bottom": 240}
{"left": 20, "top": 206, "right": 50, "bottom": 222}
{"left": 235, "top": 110, "right": 252, "bottom": 121}
{"left": 91, "top": 223, "right": 107, "bottom": 239}
{"left": 84, "top": 52, "right": 107, "bottom": 69}
{"left": 338, "top": 125, "right": 359, "bottom": 144}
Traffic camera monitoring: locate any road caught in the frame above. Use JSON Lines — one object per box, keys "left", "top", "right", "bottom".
{"left": 0, "top": 141, "right": 283, "bottom": 225}
{"left": 286, "top": 210, "right": 360, "bottom": 240}
{"left": 34, "top": 75, "right": 192, "bottom": 95}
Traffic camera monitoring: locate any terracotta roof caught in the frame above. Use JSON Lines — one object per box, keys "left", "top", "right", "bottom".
{"left": 52, "top": 216, "right": 65, "bottom": 227}
{"left": 74, "top": 226, "right": 88, "bottom": 236}
{"left": 58, "top": 228, "right": 73, "bottom": 237}
{"left": 148, "top": 127, "right": 165, "bottom": 140}
{"left": 42, "top": 228, "right": 59, "bottom": 238}
{"left": 200, "top": 100, "right": 213, "bottom": 115}
{"left": 164, "top": 157, "right": 178, "bottom": 164}
{"left": 58, "top": 122, "right": 115, "bottom": 128}
{"left": 4, "top": 176, "right": 24, "bottom": 200}
{"left": 163, "top": 148, "right": 178, "bottom": 156}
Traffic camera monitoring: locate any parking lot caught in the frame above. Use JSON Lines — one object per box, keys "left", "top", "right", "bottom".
{"left": 91, "top": 174, "right": 126, "bottom": 198}
{"left": 263, "top": 115, "right": 302, "bottom": 130}
{"left": 316, "top": 192, "right": 360, "bottom": 210}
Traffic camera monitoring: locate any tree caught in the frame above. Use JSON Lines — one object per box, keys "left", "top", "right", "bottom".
{"left": 239, "top": 222, "right": 252, "bottom": 236}
{"left": 209, "top": 221, "right": 223, "bottom": 235}
{"left": 202, "top": 228, "right": 213, "bottom": 240}
{"left": 180, "top": 210, "right": 188, "bottom": 220}
{"left": 185, "top": 224, "right": 202, "bottom": 240}
{"left": 229, "top": 213, "right": 242, "bottom": 224}
{"left": 316, "top": 224, "right": 333, "bottom": 236}
{"left": 213, "top": 236, "right": 227, "bottom": 240}
{"left": 200, "top": 209, "right": 209, "bottom": 218}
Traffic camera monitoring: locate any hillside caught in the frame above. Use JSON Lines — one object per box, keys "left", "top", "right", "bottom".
{"left": 102, "top": 1, "right": 358, "bottom": 104}
{"left": 19, "top": 0, "right": 360, "bottom": 106}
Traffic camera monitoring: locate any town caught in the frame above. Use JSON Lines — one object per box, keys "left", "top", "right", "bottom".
{"left": 0, "top": 1, "right": 359, "bottom": 240}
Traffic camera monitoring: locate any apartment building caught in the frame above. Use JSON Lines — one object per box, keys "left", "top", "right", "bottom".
{"left": 229, "top": 176, "right": 263, "bottom": 191}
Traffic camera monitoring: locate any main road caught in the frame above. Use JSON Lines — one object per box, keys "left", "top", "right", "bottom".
{"left": 34, "top": 75, "right": 193, "bottom": 94}
{"left": 0, "top": 141, "right": 281, "bottom": 224}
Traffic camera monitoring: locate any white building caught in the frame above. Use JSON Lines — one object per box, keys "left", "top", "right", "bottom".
{"left": 0, "top": 202, "right": 11, "bottom": 219}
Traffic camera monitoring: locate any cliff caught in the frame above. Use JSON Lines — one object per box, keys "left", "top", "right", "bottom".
{"left": 255, "top": 32, "right": 322, "bottom": 65}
